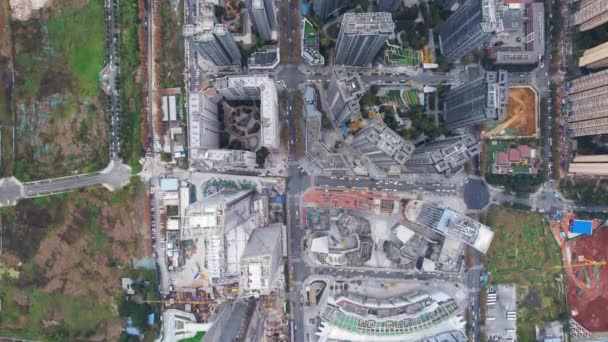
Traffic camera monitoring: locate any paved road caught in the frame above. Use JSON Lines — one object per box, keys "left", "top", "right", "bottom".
{"left": 23, "top": 160, "right": 131, "bottom": 197}
{"left": 315, "top": 175, "right": 458, "bottom": 191}
{"left": 463, "top": 178, "right": 490, "bottom": 210}
{"left": 104, "top": 0, "right": 121, "bottom": 159}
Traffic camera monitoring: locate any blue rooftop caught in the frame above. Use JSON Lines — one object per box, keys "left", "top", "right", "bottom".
{"left": 571, "top": 220, "right": 593, "bottom": 235}
{"left": 160, "top": 178, "right": 179, "bottom": 191}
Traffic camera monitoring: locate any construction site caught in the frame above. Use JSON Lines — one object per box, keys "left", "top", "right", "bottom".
{"left": 484, "top": 86, "right": 539, "bottom": 139}
{"left": 548, "top": 212, "right": 608, "bottom": 338}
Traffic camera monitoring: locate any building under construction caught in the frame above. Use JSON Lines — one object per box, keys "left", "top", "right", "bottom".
{"left": 574, "top": 0, "right": 608, "bottom": 31}
{"left": 579, "top": 41, "right": 608, "bottom": 69}
{"left": 238, "top": 224, "right": 284, "bottom": 298}
{"left": 566, "top": 68, "right": 608, "bottom": 137}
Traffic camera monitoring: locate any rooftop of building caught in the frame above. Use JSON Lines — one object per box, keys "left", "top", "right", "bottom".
{"left": 579, "top": 41, "right": 608, "bottom": 67}
{"left": 317, "top": 291, "right": 462, "bottom": 340}
{"left": 302, "top": 189, "right": 399, "bottom": 215}
{"left": 405, "top": 200, "right": 494, "bottom": 253}
{"left": 490, "top": 2, "right": 544, "bottom": 64}
{"left": 215, "top": 74, "right": 279, "bottom": 148}
{"left": 340, "top": 12, "right": 395, "bottom": 35}
{"left": 332, "top": 66, "right": 366, "bottom": 99}
{"left": 240, "top": 223, "right": 282, "bottom": 259}
{"left": 356, "top": 118, "right": 415, "bottom": 164}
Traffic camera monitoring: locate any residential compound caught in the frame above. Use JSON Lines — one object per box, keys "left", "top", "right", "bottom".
{"left": 215, "top": 74, "right": 280, "bottom": 149}
{"left": 327, "top": 66, "right": 365, "bottom": 125}
{"left": 312, "top": 0, "right": 346, "bottom": 19}
{"left": 183, "top": 0, "right": 241, "bottom": 66}
{"left": 405, "top": 135, "right": 481, "bottom": 176}
{"left": 565, "top": 68, "right": 608, "bottom": 137}
{"left": 579, "top": 41, "right": 608, "bottom": 69}
{"left": 444, "top": 70, "right": 509, "bottom": 129}
{"left": 573, "top": 0, "right": 608, "bottom": 31}
{"left": 246, "top": 0, "right": 277, "bottom": 41}
{"left": 317, "top": 292, "right": 464, "bottom": 341}
{"left": 491, "top": 144, "right": 538, "bottom": 175}
{"left": 334, "top": 12, "right": 395, "bottom": 66}
{"left": 439, "top": 0, "right": 504, "bottom": 62}
{"left": 351, "top": 117, "right": 415, "bottom": 171}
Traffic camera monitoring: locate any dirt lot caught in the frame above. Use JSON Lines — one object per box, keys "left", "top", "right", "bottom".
{"left": 9, "top": 0, "right": 108, "bottom": 181}
{"left": 0, "top": 182, "right": 156, "bottom": 340}
{"left": 485, "top": 86, "right": 537, "bottom": 139}
{"left": 564, "top": 226, "right": 608, "bottom": 333}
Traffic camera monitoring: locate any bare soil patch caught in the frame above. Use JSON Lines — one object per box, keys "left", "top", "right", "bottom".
{"left": 485, "top": 86, "right": 537, "bottom": 138}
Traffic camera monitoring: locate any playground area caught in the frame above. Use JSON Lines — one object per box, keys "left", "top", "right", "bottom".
{"left": 484, "top": 86, "right": 538, "bottom": 139}
{"left": 303, "top": 18, "right": 319, "bottom": 49}
{"left": 384, "top": 44, "right": 420, "bottom": 66}
{"left": 219, "top": 0, "right": 246, "bottom": 33}
{"left": 383, "top": 89, "right": 419, "bottom": 107}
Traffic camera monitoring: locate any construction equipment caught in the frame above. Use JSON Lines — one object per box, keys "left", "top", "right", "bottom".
{"left": 553, "top": 257, "right": 608, "bottom": 269}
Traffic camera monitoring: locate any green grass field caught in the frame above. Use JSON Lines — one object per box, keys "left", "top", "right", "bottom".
{"left": 47, "top": 0, "right": 105, "bottom": 96}
{"left": 386, "top": 47, "right": 420, "bottom": 66}
{"left": 405, "top": 90, "right": 419, "bottom": 105}
{"left": 484, "top": 206, "right": 567, "bottom": 341}
{"left": 386, "top": 90, "right": 404, "bottom": 105}
{"left": 10, "top": 0, "right": 108, "bottom": 180}
{"left": 304, "top": 18, "right": 316, "bottom": 37}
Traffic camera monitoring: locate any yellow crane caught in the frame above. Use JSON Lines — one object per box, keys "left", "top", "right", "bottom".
{"left": 553, "top": 257, "right": 608, "bottom": 269}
